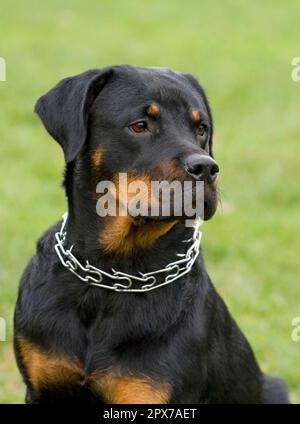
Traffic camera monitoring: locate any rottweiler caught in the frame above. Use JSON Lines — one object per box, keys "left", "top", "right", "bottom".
{"left": 14, "top": 65, "right": 290, "bottom": 404}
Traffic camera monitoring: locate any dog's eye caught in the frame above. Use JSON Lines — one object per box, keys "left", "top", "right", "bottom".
{"left": 128, "top": 121, "right": 148, "bottom": 133}
{"left": 196, "top": 125, "right": 206, "bottom": 137}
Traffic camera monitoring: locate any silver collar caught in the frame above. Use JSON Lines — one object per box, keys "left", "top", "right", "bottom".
{"left": 54, "top": 212, "right": 202, "bottom": 293}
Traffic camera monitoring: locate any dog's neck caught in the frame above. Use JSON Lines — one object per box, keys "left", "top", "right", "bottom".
{"left": 61, "top": 167, "right": 203, "bottom": 332}
{"left": 63, "top": 162, "right": 194, "bottom": 274}
{"left": 66, "top": 207, "right": 191, "bottom": 273}
{"left": 64, "top": 194, "right": 192, "bottom": 275}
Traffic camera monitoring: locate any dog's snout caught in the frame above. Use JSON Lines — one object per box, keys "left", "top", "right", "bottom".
{"left": 184, "top": 154, "right": 219, "bottom": 182}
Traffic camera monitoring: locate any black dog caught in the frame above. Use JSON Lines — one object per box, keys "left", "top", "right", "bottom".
{"left": 14, "top": 65, "right": 289, "bottom": 404}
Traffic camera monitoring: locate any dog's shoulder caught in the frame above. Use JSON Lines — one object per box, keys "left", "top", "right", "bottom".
{"left": 15, "top": 220, "right": 74, "bottom": 338}
{"left": 36, "top": 220, "right": 61, "bottom": 256}
{"left": 17, "top": 221, "right": 62, "bottom": 295}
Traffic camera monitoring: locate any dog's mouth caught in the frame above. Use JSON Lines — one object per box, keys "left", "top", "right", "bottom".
{"left": 131, "top": 214, "right": 178, "bottom": 227}
{"left": 97, "top": 170, "right": 218, "bottom": 226}
{"left": 203, "top": 197, "right": 217, "bottom": 220}
{"left": 128, "top": 185, "right": 218, "bottom": 224}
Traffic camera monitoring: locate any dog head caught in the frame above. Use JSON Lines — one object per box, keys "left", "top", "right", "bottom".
{"left": 35, "top": 65, "right": 219, "bottom": 253}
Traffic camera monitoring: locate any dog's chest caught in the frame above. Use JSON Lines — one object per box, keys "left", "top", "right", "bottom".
{"left": 17, "top": 334, "right": 171, "bottom": 404}
{"left": 16, "top": 280, "right": 183, "bottom": 403}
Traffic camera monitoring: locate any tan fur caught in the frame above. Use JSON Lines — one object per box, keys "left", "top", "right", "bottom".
{"left": 100, "top": 216, "right": 178, "bottom": 254}
{"left": 156, "top": 160, "right": 186, "bottom": 180}
{"left": 17, "top": 337, "right": 83, "bottom": 391}
{"left": 17, "top": 338, "right": 171, "bottom": 402}
{"left": 146, "top": 103, "right": 160, "bottom": 117}
{"left": 213, "top": 176, "right": 219, "bottom": 190}
{"left": 91, "top": 148, "right": 103, "bottom": 167}
{"left": 191, "top": 109, "right": 201, "bottom": 122}
{"left": 99, "top": 172, "right": 178, "bottom": 254}
{"left": 89, "top": 370, "right": 171, "bottom": 404}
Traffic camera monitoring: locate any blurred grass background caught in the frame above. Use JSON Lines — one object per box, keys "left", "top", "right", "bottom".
{"left": 0, "top": 0, "right": 299, "bottom": 404}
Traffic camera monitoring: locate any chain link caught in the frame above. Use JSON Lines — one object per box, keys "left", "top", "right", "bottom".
{"left": 54, "top": 212, "right": 202, "bottom": 293}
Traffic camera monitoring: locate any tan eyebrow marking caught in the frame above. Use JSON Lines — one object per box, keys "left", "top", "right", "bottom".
{"left": 146, "top": 103, "right": 160, "bottom": 118}
{"left": 191, "top": 110, "right": 201, "bottom": 122}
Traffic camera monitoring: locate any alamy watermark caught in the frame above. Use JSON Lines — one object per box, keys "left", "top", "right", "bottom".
{"left": 291, "top": 317, "right": 300, "bottom": 342}
{"left": 0, "top": 57, "right": 6, "bottom": 81}
{"left": 95, "top": 173, "right": 204, "bottom": 226}
{"left": 0, "top": 317, "right": 6, "bottom": 341}
{"left": 291, "top": 57, "right": 300, "bottom": 82}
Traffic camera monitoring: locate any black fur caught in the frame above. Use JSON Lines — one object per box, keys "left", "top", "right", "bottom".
{"left": 14, "top": 65, "right": 289, "bottom": 404}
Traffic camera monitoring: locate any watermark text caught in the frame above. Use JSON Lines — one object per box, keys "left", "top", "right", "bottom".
{"left": 0, "top": 317, "right": 6, "bottom": 341}
{"left": 291, "top": 317, "right": 300, "bottom": 342}
{"left": 0, "top": 57, "right": 6, "bottom": 81}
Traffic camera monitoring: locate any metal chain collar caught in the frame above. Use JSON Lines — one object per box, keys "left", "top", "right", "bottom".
{"left": 54, "top": 212, "right": 202, "bottom": 293}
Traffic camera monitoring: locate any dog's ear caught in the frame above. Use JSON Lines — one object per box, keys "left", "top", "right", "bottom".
{"left": 35, "top": 67, "right": 113, "bottom": 163}
{"left": 183, "top": 73, "right": 214, "bottom": 157}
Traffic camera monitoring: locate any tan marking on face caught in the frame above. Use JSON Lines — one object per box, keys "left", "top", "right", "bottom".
{"left": 99, "top": 172, "right": 178, "bottom": 254}
{"left": 191, "top": 110, "right": 201, "bottom": 122}
{"left": 213, "top": 176, "right": 219, "bottom": 191}
{"left": 146, "top": 103, "right": 160, "bottom": 118}
{"left": 17, "top": 337, "right": 83, "bottom": 391}
{"left": 91, "top": 148, "right": 103, "bottom": 167}
{"left": 89, "top": 370, "right": 171, "bottom": 404}
{"left": 156, "top": 160, "right": 187, "bottom": 181}
{"left": 100, "top": 216, "right": 178, "bottom": 254}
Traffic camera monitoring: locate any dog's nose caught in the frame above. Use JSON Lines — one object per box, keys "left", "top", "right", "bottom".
{"left": 184, "top": 154, "right": 219, "bottom": 182}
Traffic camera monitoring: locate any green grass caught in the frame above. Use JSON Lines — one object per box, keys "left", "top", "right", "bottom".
{"left": 0, "top": 0, "right": 299, "bottom": 404}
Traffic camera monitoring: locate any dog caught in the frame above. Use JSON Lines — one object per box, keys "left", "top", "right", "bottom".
{"left": 14, "top": 65, "right": 290, "bottom": 404}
